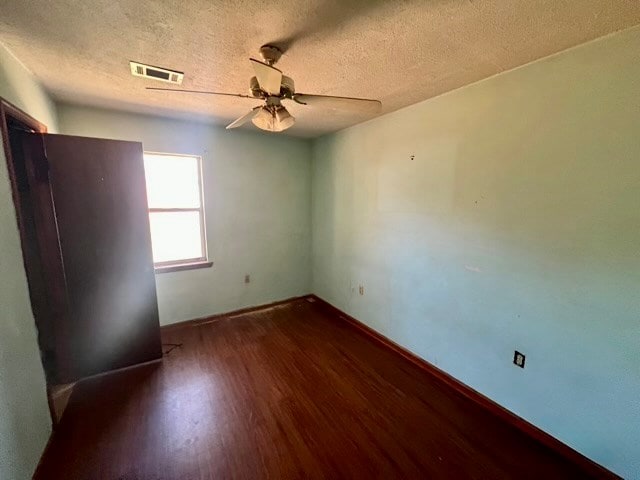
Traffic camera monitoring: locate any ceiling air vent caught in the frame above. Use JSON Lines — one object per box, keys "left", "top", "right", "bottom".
{"left": 129, "top": 61, "right": 184, "bottom": 85}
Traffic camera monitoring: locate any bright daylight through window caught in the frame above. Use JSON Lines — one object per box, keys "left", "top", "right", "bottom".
{"left": 143, "top": 152, "right": 206, "bottom": 267}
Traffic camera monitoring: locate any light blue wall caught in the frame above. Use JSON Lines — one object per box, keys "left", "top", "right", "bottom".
{"left": 311, "top": 27, "right": 640, "bottom": 478}
{"left": 0, "top": 43, "right": 57, "bottom": 480}
{"left": 57, "top": 104, "right": 312, "bottom": 325}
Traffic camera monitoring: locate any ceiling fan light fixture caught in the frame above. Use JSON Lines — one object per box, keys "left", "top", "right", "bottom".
{"left": 252, "top": 106, "right": 276, "bottom": 131}
{"left": 275, "top": 106, "right": 295, "bottom": 131}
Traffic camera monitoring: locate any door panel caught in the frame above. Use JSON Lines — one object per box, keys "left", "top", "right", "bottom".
{"left": 22, "top": 132, "right": 162, "bottom": 382}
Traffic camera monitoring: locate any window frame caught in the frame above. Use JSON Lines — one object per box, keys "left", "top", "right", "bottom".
{"left": 143, "top": 151, "right": 211, "bottom": 273}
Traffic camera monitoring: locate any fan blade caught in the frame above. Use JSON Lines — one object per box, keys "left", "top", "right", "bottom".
{"left": 226, "top": 107, "right": 261, "bottom": 129}
{"left": 146, "top": 87, "right": 255, "bottom": 99}
{"left": 250, "top": 59, "right": 282, "bottom": 95}
{"left": 292, "top": 94, "right": 381, "bottom": 113}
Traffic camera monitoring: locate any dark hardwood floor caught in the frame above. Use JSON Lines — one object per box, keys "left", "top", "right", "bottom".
{"left": 35, "top": 298, "right": 599, "bottom": 479}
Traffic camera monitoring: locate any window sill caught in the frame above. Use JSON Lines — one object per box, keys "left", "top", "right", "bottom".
{"left": 154, "top": 261, "right": 213, "bottom": 274}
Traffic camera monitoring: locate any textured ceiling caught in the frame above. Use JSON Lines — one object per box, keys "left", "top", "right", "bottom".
{"left": 1, "top": 0, "right": 639, "bottom": 138}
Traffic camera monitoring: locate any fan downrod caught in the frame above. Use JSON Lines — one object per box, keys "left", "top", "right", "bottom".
{"left": 259, "top": 45, "right": 282, "bottom": 66}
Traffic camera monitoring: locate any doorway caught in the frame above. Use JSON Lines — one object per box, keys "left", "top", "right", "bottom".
{"left": 1, "top": 98, "right": 163, "bottom": 425}
{"left": 0, "top": 98, "right": 61, "bottom": 422}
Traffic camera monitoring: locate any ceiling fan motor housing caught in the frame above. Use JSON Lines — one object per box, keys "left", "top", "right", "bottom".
{"left": 259, "top": 44, "right": 282, "bottom": 65}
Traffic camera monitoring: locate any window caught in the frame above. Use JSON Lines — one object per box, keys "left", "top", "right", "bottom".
{"left": 143, "top": 152, "right": 210, "bottom": 272}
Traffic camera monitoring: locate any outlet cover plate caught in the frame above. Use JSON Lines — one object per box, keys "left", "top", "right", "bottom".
{"left": 513, "top": 350, "right": 525, "bottom": 368}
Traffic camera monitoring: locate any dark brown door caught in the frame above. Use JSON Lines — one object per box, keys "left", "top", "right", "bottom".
{"left": 20, "top": 132, "right": 162, "bottom": 383}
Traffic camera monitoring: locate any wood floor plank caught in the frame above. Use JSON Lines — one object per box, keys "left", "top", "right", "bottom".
{"left": 34, "top": 299, "right": 600, "bottom": 479}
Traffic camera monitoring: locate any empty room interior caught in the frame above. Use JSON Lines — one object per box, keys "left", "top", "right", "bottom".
{"left": 1, "top": 1, "right": 639, "bottom": 479}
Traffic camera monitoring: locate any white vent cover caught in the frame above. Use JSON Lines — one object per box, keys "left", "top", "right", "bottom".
{"left": 130, "top": 61, "right": 183, "bottom": 85}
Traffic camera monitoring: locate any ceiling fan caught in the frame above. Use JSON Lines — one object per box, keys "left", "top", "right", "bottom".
{"left": 146, "top": 45, "right": 382, "bottom": 132}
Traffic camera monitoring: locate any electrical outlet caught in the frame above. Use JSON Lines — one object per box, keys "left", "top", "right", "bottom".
{"left": 244, "top": 274, "right": 250, "bottom": 284}
{"left": 358, "top": 285, "right": 364, "bottom": 295}
{"left": 513, "top": 350, "right": 525, "bottom": 368}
